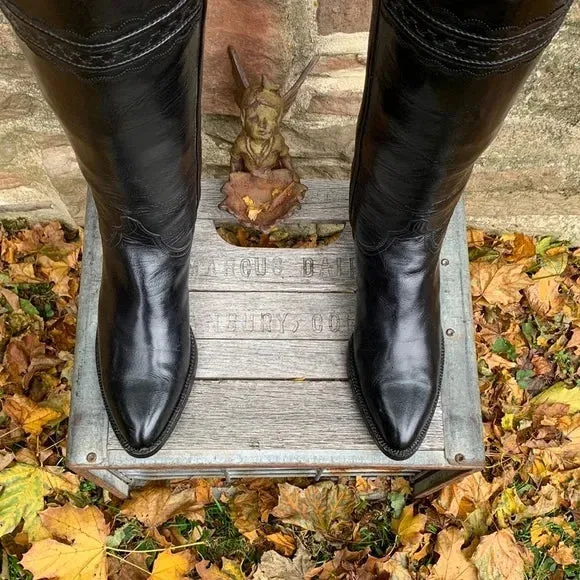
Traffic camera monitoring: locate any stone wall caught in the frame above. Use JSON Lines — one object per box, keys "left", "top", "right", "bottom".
{"left": 1, "top": 1, "right": 579, "bottom": 239}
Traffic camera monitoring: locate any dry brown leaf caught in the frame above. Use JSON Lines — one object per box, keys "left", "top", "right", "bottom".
{"left": 272, "top": 481, "right": 356, "bottom": 539}
{"left": 266, "top": 531, "right": 296, "bottom": 556}
{"left": 230, "top": 489, "right": 261, "bottom": 536}
{"left": 304, "top": 548, "right": 372, "bottom": 580}
{"left": 467, "top": 229, "right": 485, "bottom": 247}
{"left": 470, "top": 262, "right": 532, "bottom": 305}
{"left": 435, "top": 472, "right": 502, "bottom": 521}
{"left": 548, "top": 543, "right": 576, "bottom": 566}
{"left": 21, "top": 504, "right": 108, "bottom": 580}
{"left": 196, "top": 558, "right": 245, "bottom": 579}
{"left": 254, "top": 548, "right": 314, "bottom": 580}
{"left": 230, "top": 480, "right": 277, "bottom": 538}
{"left": 567, "top": 328, "right": 580, "bottom": 355}
{"left": 0, "top": 449, "right": 15, "bottom": 471}
{"left": 149, "top": 549, "right": 194, "bottom": 580}
{"left": 107, "top": 552, "right": 150, "bottom": 580}
{"left": 8, "top": 262, "right": 39, "bottom": 283}
{"left": 508, "top": 233, "right": 536, "bottom": 263}
{"left": 121, "top": 482, "right": 211, "bottom": 527}
{"left": 525, "top": 277, "right": 564, "bottom": 317}
{"left": 3, "top": 394, "right": 62, "bottom": 435}
{"left": 36, "top": 254, "right": 72, "bottom": 297}
{"left": 471, "top": 529, "right": 533, "bottom": 580}
{"left": 428, "top": 527, "right": 477, "bottom": 580}
{"left": 0, "top": 287, "right": 20, "bottom": 311}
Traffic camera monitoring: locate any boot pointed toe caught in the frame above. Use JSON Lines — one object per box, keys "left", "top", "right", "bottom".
{"left": 112, "top": 386, "right": 178, "bottom": 456}
{"left": 369, "top": 381, "right": 436, "bottom": 458}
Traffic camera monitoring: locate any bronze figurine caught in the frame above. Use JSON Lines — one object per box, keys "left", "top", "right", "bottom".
{"left": 219, "top": 46, "right": 318, "bottom": 231}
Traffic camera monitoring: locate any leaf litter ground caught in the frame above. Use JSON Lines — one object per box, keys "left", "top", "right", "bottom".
{"left": 0, "top": 221, "right": 579, "bottom": 579}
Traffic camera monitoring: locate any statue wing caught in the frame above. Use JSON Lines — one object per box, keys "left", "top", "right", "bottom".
{"left": 228, "top": 46, "right": 250, "bottom": 110}
{"left": 282, "top": 55, "right": 319, "bottom": 116}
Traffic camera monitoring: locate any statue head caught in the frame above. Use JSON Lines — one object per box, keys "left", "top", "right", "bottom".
{"left": 241, "top": 77, "right": 284, "bottom": 142}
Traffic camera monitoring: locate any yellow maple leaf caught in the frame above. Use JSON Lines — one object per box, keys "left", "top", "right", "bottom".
{"left": 149, "top": 549, "right": 193, "bottom": 580}
{"left": 429, "top": 527, "right": 477, "bottom": 580}
{"left": 392, "top": 504, "right": 427, "bottom": 548}
{"left": 531, "top": 383, "right": 580, "bottom": 414}
{"left": 21, "top": 504, "right": 108, "bottom": 580}
{"left": 271, "top": 481, "right": 356, "bottom": 539}
{"left": 3, "top": 393, "right": 62, "bottom": 435}
{"left": 492, "top": 488, "right": 526, "bottom": 528}
{"left": 470, "top": 262, "right": 532, "bottom": 305}
{"left": 471, "top": 529, "right": 533, "bottom": 580}
{"left": 0, "top": 462, "right": 79, "bottom": 538}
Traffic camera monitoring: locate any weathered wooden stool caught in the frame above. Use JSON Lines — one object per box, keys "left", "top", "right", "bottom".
{"left": 67, "top": 180, "right": 484, "bottom": 498}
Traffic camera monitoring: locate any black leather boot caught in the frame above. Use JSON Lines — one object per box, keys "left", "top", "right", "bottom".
{"left": 349, "top": 0, "right": 572, "bottom": 460}
{"left": 1, "top": 0, "right": 205, "bottom": 457}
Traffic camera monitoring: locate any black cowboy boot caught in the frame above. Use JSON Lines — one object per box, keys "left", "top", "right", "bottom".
{"left": 349, "top": 0, "right": 573, "bottom": 460}
{"left": 0, "top": 0, "right": 205, "bottom": 457}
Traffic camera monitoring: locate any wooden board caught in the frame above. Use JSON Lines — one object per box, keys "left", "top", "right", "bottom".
{"left": 67, "top": 179, "right": 484, "bottom": 498}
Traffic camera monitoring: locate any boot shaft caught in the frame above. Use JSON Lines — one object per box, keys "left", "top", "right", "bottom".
{"left": 350, "top": 0, "right": 573, "bottom": 253}
{"left": 0, "top": 0, "right": 205, "bottom": 250}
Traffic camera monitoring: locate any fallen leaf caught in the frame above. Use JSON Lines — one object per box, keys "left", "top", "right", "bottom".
{"left": 107, "top": 552, "right": 149, "bottom": 580}
{"left": 564, "top": 325, "right": 580, "bottom": 351}
{"left": 429, "top": 527, "right": 477, "bottom": 579}
{"left": 272, "top": 481, "right": 356, "bottom": 539}
{"left": 266, "top": 531, "right": 296, "bottom": 556}
{"left": 304, "top": 548, "right": 371, "bottom": 580}
{"left": 149, "top": 549, "right": 193, "bottom": 580}
{"left": 548, "top": 543, "right": 576, "bottom": 566}
{"left": 8, "top": 262, "right": 39, "bottom": 283}
{"left": 467, "top": 230, "right": 485, "bottom": 247}
{"left": 493, "top": 488, "right": 526, "bottom": 528}
{"left": 392, "top": 504, "right": 427, "bottom": 548}
{"left": 525, "top": 277, "right": 564, "bottom": 317}
{"left": 230, "top": 488, "right": 261, "bottom": 536}
{"left": 3, "top": 393, "right": 62, "bottom": 435}
{"left": 196, "top": 557, "right": 245, "bottom": 579}
{"left": 471, "top": 529, "right": 533, "bottom": 580}
{"left": 0, "top": 449, "right": 15, "bottom": 471}
{"left": 369, "top": 552, "right": 413, "bottom": 579}
{"left": 0, "top": 287, "right": 20, "bottom": 310}
{"left": 531, "top": 383, "right": 580, "bottom": 414}
{"left": 435, "top": 472, "right": 502, "bottom": 521}
{"left": 255, "top": 548, "right": 314, "bottom": 580}
{"left": 0, "top": 462, "right": 79, "bottom": 537}
{"left": 21, "top": 504, "right": 108, "bottom": 580}
{"left": 121, "top": 482, "right": 210, "bottom": 527}
{"left": 470, "top": 262, "right": 532, "bottom": 305}
{"left": 508, "top": 233, "right": 536, "bottom": 263}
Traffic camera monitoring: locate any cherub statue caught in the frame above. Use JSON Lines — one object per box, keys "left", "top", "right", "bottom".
{"left": 219, "top": 46, "right": 318, "bottom": 231}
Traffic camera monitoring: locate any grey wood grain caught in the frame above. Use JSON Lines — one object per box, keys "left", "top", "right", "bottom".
{"left": 195, "top": 339, "right": 348, "bottom": 379}
{"left": 106, "top": 380, "right": 444, "bottom": 452}
{"left": 190, "top": 221, "right": 356, "bottom": 292}
{"left": 190, "top": 292, "right": 355, "bottom": 339}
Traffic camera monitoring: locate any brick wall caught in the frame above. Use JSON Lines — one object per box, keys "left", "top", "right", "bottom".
{"left": 201, "top": 0, "right": 372, "bottom": 181}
